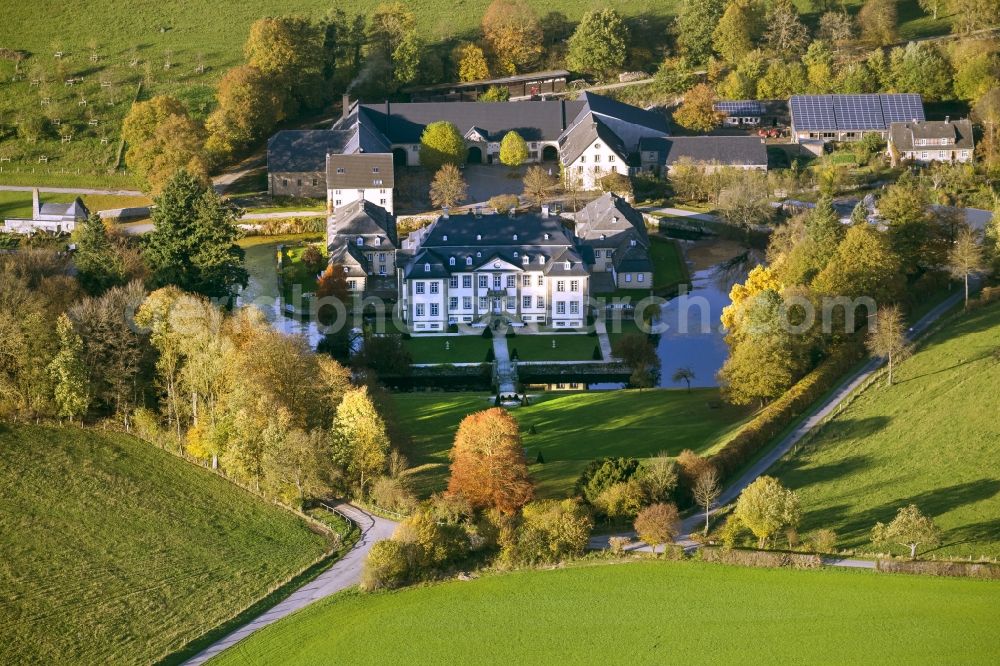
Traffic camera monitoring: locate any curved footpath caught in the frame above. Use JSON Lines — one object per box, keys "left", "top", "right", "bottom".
{"left": 183, "top": 502, "right": 396, "bottom": 666}
{"left": 590, "top": 286, "right": 969, "bottom": 567}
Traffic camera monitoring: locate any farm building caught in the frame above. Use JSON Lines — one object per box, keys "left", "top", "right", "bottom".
{"left": 2, "top": 189, "right": 89, "bottom": 234}
{"left": 638, "top": 136, "right": 768, "bottom": 174}
{"left": 789, "top": 94, "right": 925, "bottom": 150}
{"left": 714, "top": 100, "right": 766, "bottom": 126}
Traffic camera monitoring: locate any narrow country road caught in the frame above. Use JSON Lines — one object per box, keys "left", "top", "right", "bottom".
{"left": 182, "top": 502, "right": 396, "bottom": 666}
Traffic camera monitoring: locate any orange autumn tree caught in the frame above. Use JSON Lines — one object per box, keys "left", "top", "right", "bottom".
{"left": 447, "top": 407, "right": 533, "bottom": 513}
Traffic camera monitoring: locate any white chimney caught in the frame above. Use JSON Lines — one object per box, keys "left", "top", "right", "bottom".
{"left": 32, "top": 188, "right": 40, "bottom": 218}
{"left": 442, "top": 206, "right": 449, "bottom": 219}
{"left": 541, "top": 204, "right": 550, "bottom": 218}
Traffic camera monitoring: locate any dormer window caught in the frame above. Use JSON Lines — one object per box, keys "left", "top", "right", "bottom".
{"left": 543, "top": 233, "right": 550, "bottom": 240}
{"left": 443, "top": 234, "right": 448, "bottom": 241}
{"left": 564, "top": 261, "right": 570, "bottom": 270}
{"left": 612, "top": 216, "right": 619, "bottom": 224}
{"left": 449, "top": 257, "right": 455, "bottom": 266}
{"left": 424, "top": 263, "right": 431, "bottom": 272}
{"left": 375, "top": 237, "right": 381, "bottom": 246}
{"left": 600, "top": 234, "right": 606, "bottom": 240}
{"left": 538, "top": 256, "right": 545, "bottom": 264}
{"left": 521, "top": 255, "right": 529, "bottom": 265}
{"left": 476, "top": 234, "right": 482, "bottom": 241}
{"left": 373, "top": 179, "right": 383, "bottom": 186}
{"left": 466, "top": 257, "right": 473, "bottom": 266}
{"left": 336, "top": 167, "right": 345, "bottom": 174}
{"left": 476, "top": 251, "right": 482, "bottom": 258}
{"left": 630, "top": 239, "right": 637, "bottom": 246}
{"left": 513, "top": 234, "right": 518, "bottom": 241}
{"left": 356, "top": 237, "right": 363, "bottom": 246}
{"left": 513, "top": 251, "right": 519, "bottom": 258}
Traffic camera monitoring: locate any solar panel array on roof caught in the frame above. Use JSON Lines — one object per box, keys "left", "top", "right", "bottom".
{"left": 714, "top": 100, "right": 765, "bottom": 116}
{"left": 790, "top": 94, "right": 924, "bottom": 131}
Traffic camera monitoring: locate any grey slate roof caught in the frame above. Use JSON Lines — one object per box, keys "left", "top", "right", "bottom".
{"left": 558, "top": 117, "right": 629, "bottom": 164}
{"left": 888, "top": 119, "right": 974, "bottom": 151}
{"left": 329, "top": 199, "right": 398, "bottom": 249}
{"left": 268, "top": 130, "right": 352, "bottom": 172}
{"left": 39, "top": 197, "right": 88, "bottom": 219}
{"left": 326, "top": 153, "right": 395, "bottom": 189}
{"left": 640, "top": 136, "right": 768, "bottom": 167}
{"left": 401, "top": 212, "right": 587, "bottom": 278}
{"left": 579, "top": 91, "right": 670, "bottom": 135}
{"left": 613, "top": 243, "right": 653, "bottom": 273}
{"left": 355, "top": 100, "right": 586, "bottom": 144}
{"left": 574, "top": 193, "right": 649, "bottom": 247}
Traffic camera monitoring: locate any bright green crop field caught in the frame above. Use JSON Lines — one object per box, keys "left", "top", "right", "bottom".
{"left": 0, "top": 424, "right": 334, "bottom": 665}
{"left": 212, "top": 560, "right": 1000, "bottom": 665}
{"left": 773, "top": 301, "right": 1000, "bottom": 559}
{"left": 393, "top": 389, "right": 749, "bottom": 498}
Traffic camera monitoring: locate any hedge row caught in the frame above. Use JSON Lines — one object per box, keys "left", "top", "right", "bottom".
{"left": 698, "top": 547, "right": 821, "bottom": 569}
{"left": 876, "top": 559, "right": 1000, "bottom": 579}
{"left": 242, "top": 216, "right": 325, "bottom": 236}
{"left": 709, "top": 336, "right": 867, "bottom": 482}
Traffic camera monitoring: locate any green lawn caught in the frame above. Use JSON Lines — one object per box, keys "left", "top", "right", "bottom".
{"left": 650, "top": 236, "right": 686, "bottom": 291}
{"left": 0, "top": 424, "right": 333, "bottom": 664}
{"left": 212, "top": 560, "right": 1000, "bottom": 665}
{"left": 0, "top": 191, "right": 151, "bottom": 219}
{"left": 405, "top": 334, "right": 493, "bottom": 364}
{"left": 772, "top": 301, "right": 1000, "bottom": 559}
{"left": 394, "top": 389, "right": 750, "bottom": 498}
{"left": 509, "top": 333, "right": 599, "bottom": 361}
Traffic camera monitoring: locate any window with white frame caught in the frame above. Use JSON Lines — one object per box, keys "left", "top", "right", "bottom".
{"left": 416, "top": 304, "right": 425, "bottom": 316}
{"left": 479, "top": 297, "right": 488, "bottom": 309}
{"left": 625, "top": 274, "right": 632, "bottom": 283}
{"left": 522, "top": 275, "right": 531, "bottom": 286}
{"left": 537, "top": 296, "right": 545, "bottom": 308}
{"left": 638, "top": 273, "right": 644, "bottom": 282}
{"left": 463, "top": 296, "right": 472, "bottom": 310}
{"left": 506, "top": 297, "right": 515, "bottom": 309}
{"left": 479, "top": 275, "right": 488, "bottom": 288}
{"left": 429, "top": 282, "right": 439, "bottom": 294}
{"left": 449, "top": 297, "right": 458, "bottom": 310}
{"left": 415, "top": 282, "right": 425, "bottom": 294}
{"left": 506, "top": 275, "right": 515, "bottom": 288}
{"left": 449, "top": 276, "right": 458, "bottom": 288}
{"left": 430, "top": 303, "right": 439, "bottom": 316}
{"left": 557, "top": 302, "right": 566, "bottom": 314}
{"left": 523, "top": 295, "right": 531, "bottom": 309}
{"left": 570, "top": 301, "right": 579, "bottom": 314}
{"left": 570, "top": 280, "right": 579, "bottom": 291}
{"left": 537, "top": 275, "right": 544, "bottom": 286}
{"left": 557, "top": 281, "right": 565, "bottom": 292}
{"left": 462, "top": 275, "right": 472, "bottom": 288}
{"left": 493, "top": 275, "right": 502, "bottom": 289}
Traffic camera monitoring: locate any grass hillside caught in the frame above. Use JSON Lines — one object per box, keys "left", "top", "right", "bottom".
{"left": 773, "top": 301, "right": 1000, "bottom": 559}
{"left": 394, "top": 389, "right": 749, "bottom": 498}
{"left": 213, "top": 560, "right": 1000, "bottom": 665}
{"left": 0, "top": 424, "right": 333, "bottom": 665}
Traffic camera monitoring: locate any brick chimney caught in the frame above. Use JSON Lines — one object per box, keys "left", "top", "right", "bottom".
{"left": 341, "top": 93, "right": 351, "bottom": 120}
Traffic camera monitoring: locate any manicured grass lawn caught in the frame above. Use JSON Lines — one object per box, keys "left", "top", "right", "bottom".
{"left": 0, "top": 424, "right": 332, "bottom": 665}
{"left": 509, "top": 333, "right": 599, "bottom": 361}
{"left": 394, "top": 389, "right": 750, "bottom": 498}
{"left": 0, "top": 191, "right": 151, "bottom": 219}
{"left": 650, "top": 236, "right": 686, "bottom": 290}
{"left": 212, "top": 560, "right": 1000, "bottom": 665}
{"left": 772, "top": 302, "right": 1000, "bottom": 559}
{"left": 404, "top": 335, "right": 493, "bottom": 364}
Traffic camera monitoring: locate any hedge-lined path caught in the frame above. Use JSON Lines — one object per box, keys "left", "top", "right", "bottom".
{"left": 182, "top": 502, "right": 397, "bottom": 666}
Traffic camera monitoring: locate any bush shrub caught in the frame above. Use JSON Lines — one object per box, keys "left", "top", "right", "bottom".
{"left": 360, "top": 539, "right": 411, "bottom": 591}
{"left": 370, "top": 476, "right": 417, "bottom": 515}
{"left": 608, "top": 536, "right": 632, "bottom": 555}
{"left": 393, "top": 509, "right": 470, "bottom": 570}
{"left": 875, "top": 559, "right": 1000, "bottom": 579}
{"left": 499, "top": 499, "right": 593, "bottom": 567}
{"left": 575, "top": 457, "right": 640, "bottom": 504}
{"left": 699, "top": 547, "right": 821, "bottom": 569}
{"left": 810, "top": 528, "right": 837, "bottom": 554}
{"left": 709, "top": 336, "right": 865, "bottom": 482}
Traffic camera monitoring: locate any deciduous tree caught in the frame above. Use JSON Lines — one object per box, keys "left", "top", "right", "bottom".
{"left": 121, "top": 95, "right": 209, "bottom": 194}
{"left": 712, "top": 1, "right": 759, "bottom": 65}
{"left": 522, "top": 165, "right": 558, "bottom": 208}
{"left": 673, "top": 83, "right": 724, "bottom": 132}
{"left": 733, "top": 475, "right": 801, "bottom": 548}
{"left": 612, "top": 333, "right": 661, "bottom": 388}
{"left": 871, "top": 504, "right": 941, "bottom": 559}
{"left": 419, "top": 121, "right": 465, "bottom": 171}
{"left": 205, "top": 65, "right": 284, "bottom": 157}
{"left": 448, "top": 407, "right": 533, "bottom": 513}
{"left": 693, "top": 468, "right": 722, "bottom": 535}
{"left": 566, "top": 8, "right": 629, "bottom": 78}
{"left": 429, "top": 164, "right": 468, "bottom": 209}
{"left": 866, "top": 304, "right": 910, "bottom": 386}
{"left": 332, "top": 386, "right": 391, "bottom": 496}
{"left": 671, "top": 366, "right": 695, "bottom": 391}
{"left": 499, "top": 131, "right": 529, "bottom": 168}
{"left": 634, "top": 502, "right": 681, "bottom": 554}
{"left": 858, "top": 0, "right": 897, "bottom": 46}
{"left": 676, "top": 0, "right": 727, "bottom": 64}
{"left": 947, "top": 227, "right": 984, "bottom": 307}
{"left": 455, "top": 42, "right": 490, "bottom": 82}
{"left": 482, "top": 0, "right": 543, "bottom": 75}
{"left": 765, "top": 0, "right": 809, "bottom": 55}
{"left": 48, "top": 313, "right": 90, "bottom": 422}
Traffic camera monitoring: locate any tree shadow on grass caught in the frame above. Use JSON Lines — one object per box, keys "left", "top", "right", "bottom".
{"left": 782, "top": 454, "right": 873, "bottom": 492}
{"left": 893, "top": 351, "right": 994, "bottom": 385}
{"left": 808, "top": 478, "right": 1000, "bottom": 547}
{"left": 928, "top": 517, "right": 1000, "bottom": 554}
